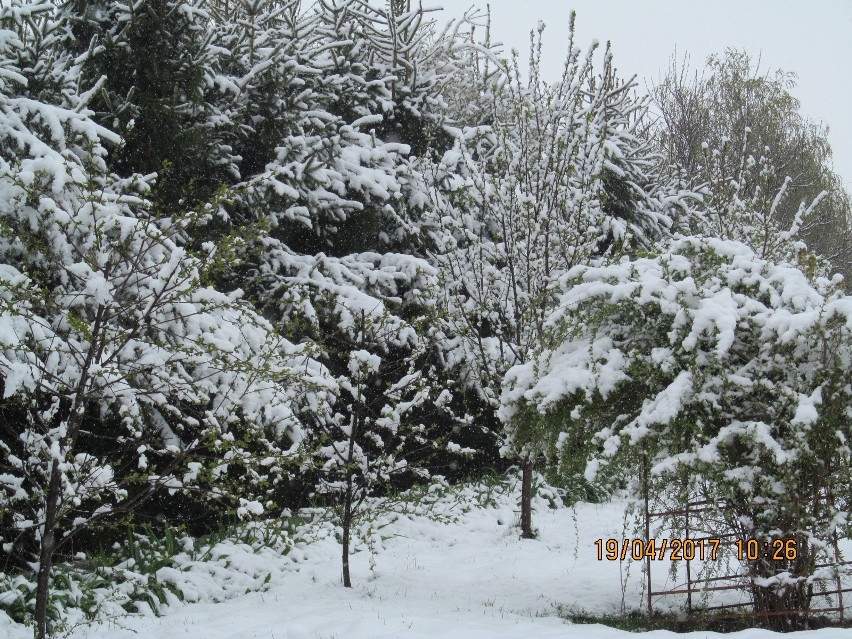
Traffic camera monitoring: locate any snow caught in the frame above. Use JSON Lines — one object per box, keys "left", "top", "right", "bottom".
{"left": 1, "top": 3, "right": 850, "bottom": 638}
{"left": 4, "top": 481, "right": 851, "bottom": 639}
{"left": 632, "top": 371, "right": 693, "bottom": 431}
{"left": 791, "top": 388, "right": 822, "bottom": 427}
{"left": 681, "top": 287, "right": 740, "bottom": 355}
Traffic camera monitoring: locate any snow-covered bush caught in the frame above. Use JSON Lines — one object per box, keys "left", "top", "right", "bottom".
{"left": 501, "top": 235, "right": 852, "bottom": 619}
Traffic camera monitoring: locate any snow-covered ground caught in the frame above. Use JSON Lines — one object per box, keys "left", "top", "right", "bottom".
{"left": 4, "top": 481, "right": 851, "bottom": 639}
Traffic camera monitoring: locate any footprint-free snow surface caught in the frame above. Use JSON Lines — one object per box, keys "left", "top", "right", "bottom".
{"left": 4, "top": 483, "right": 851, "bottom": 639}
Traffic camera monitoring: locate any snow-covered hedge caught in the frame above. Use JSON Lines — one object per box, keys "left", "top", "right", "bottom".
{"left": 501, "top": 236, "right": 852, "bottom": 596}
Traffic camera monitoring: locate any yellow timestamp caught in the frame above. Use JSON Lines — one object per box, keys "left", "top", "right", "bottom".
{"left": 735, "top": 538, "right": 798, "bottom": 561}
{"left": 595, "top": 538, "right": 721, "bottom": 561}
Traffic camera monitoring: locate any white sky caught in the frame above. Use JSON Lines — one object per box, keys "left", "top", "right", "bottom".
{"left": 435, "top": 0, "right": 852, "bottom": 190}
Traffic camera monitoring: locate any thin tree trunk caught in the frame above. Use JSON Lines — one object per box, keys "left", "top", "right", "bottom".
{"left": 342, "top": 376, "right": 360, "bottom": 588}
{"left": 520, "top": 456, "right": 535, "bottom": 539}
{"left": 341, "top": 310, "right": 369, "bottom": 588}
{"left": 33, "top": 313, "right": 101, "bottom": 639}
{"left": 342, "top": 490, "right": 352, "bottom": 588}
{"left": 342, "top": 406, "right": 357, "bottom": 588}
{"left": 34, "top": 459, "right": 62, "bottom": 639}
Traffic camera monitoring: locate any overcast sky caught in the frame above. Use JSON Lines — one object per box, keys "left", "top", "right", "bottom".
{"left": 436, "top": 1, "right": 852, "bottom": 190}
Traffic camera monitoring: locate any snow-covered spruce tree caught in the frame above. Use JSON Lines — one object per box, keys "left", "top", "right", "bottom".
{"left": 0, "top": 16, "right": 325, "bottom": 637}
{"left": 203, "top": 1, "right": 486, "bottom": 495}
{"left": 501, "top": 236, "right": 852, "bottom": 626}
{"left": 425, "top": 15, "right": 693, "bottom": 536}
{"left": 60, "top": 0, "right": 238, "bottom": 211}
{"left": 206, "top": 0, "right": 467, "bottom": 557}
{"left": 2, "top": 0, "right": 74, "bottom": 107}
{"left": 208, "top": 0, "right": 327, "bottom": 186}
{"left": 332, "top": 0, "right": 458, "bottom": 158}
{"left": 275, "top": 0, "right": 456, "bottom": 253}
{"left": 214, "top": 0, "right": 438, "bottom": 293}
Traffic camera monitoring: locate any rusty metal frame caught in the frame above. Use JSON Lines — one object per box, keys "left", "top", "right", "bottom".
{"left": 641, "top": 456, "right": 851, "bottom": 627}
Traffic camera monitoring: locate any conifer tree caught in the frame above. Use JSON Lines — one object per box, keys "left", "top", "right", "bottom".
{"left": 60, "top": 0, "right": 237, "bottom": 210}
{"left": 210, "top": 1, "right": 478, "bottom": 493}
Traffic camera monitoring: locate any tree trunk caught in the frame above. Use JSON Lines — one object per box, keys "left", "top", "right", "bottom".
{"left": 749, "top": 536, "right": 811, "bottom": 631}
{"left": 342, "top": 462, "right": 353, "bottom": 588}
{"left": 341, "top": 311, "right": 364, "bottom": 588}
{"left": 520, "top": 456, "right": 535, "bottom": 539}
{"left": 34, "top": 460, "right": 62, "bottom": 639}
{"left": 33, "top": 361, "right": 92, "bottom": 638}
{"left": 342, "top": 405, "right": 359, "bottom": 588}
